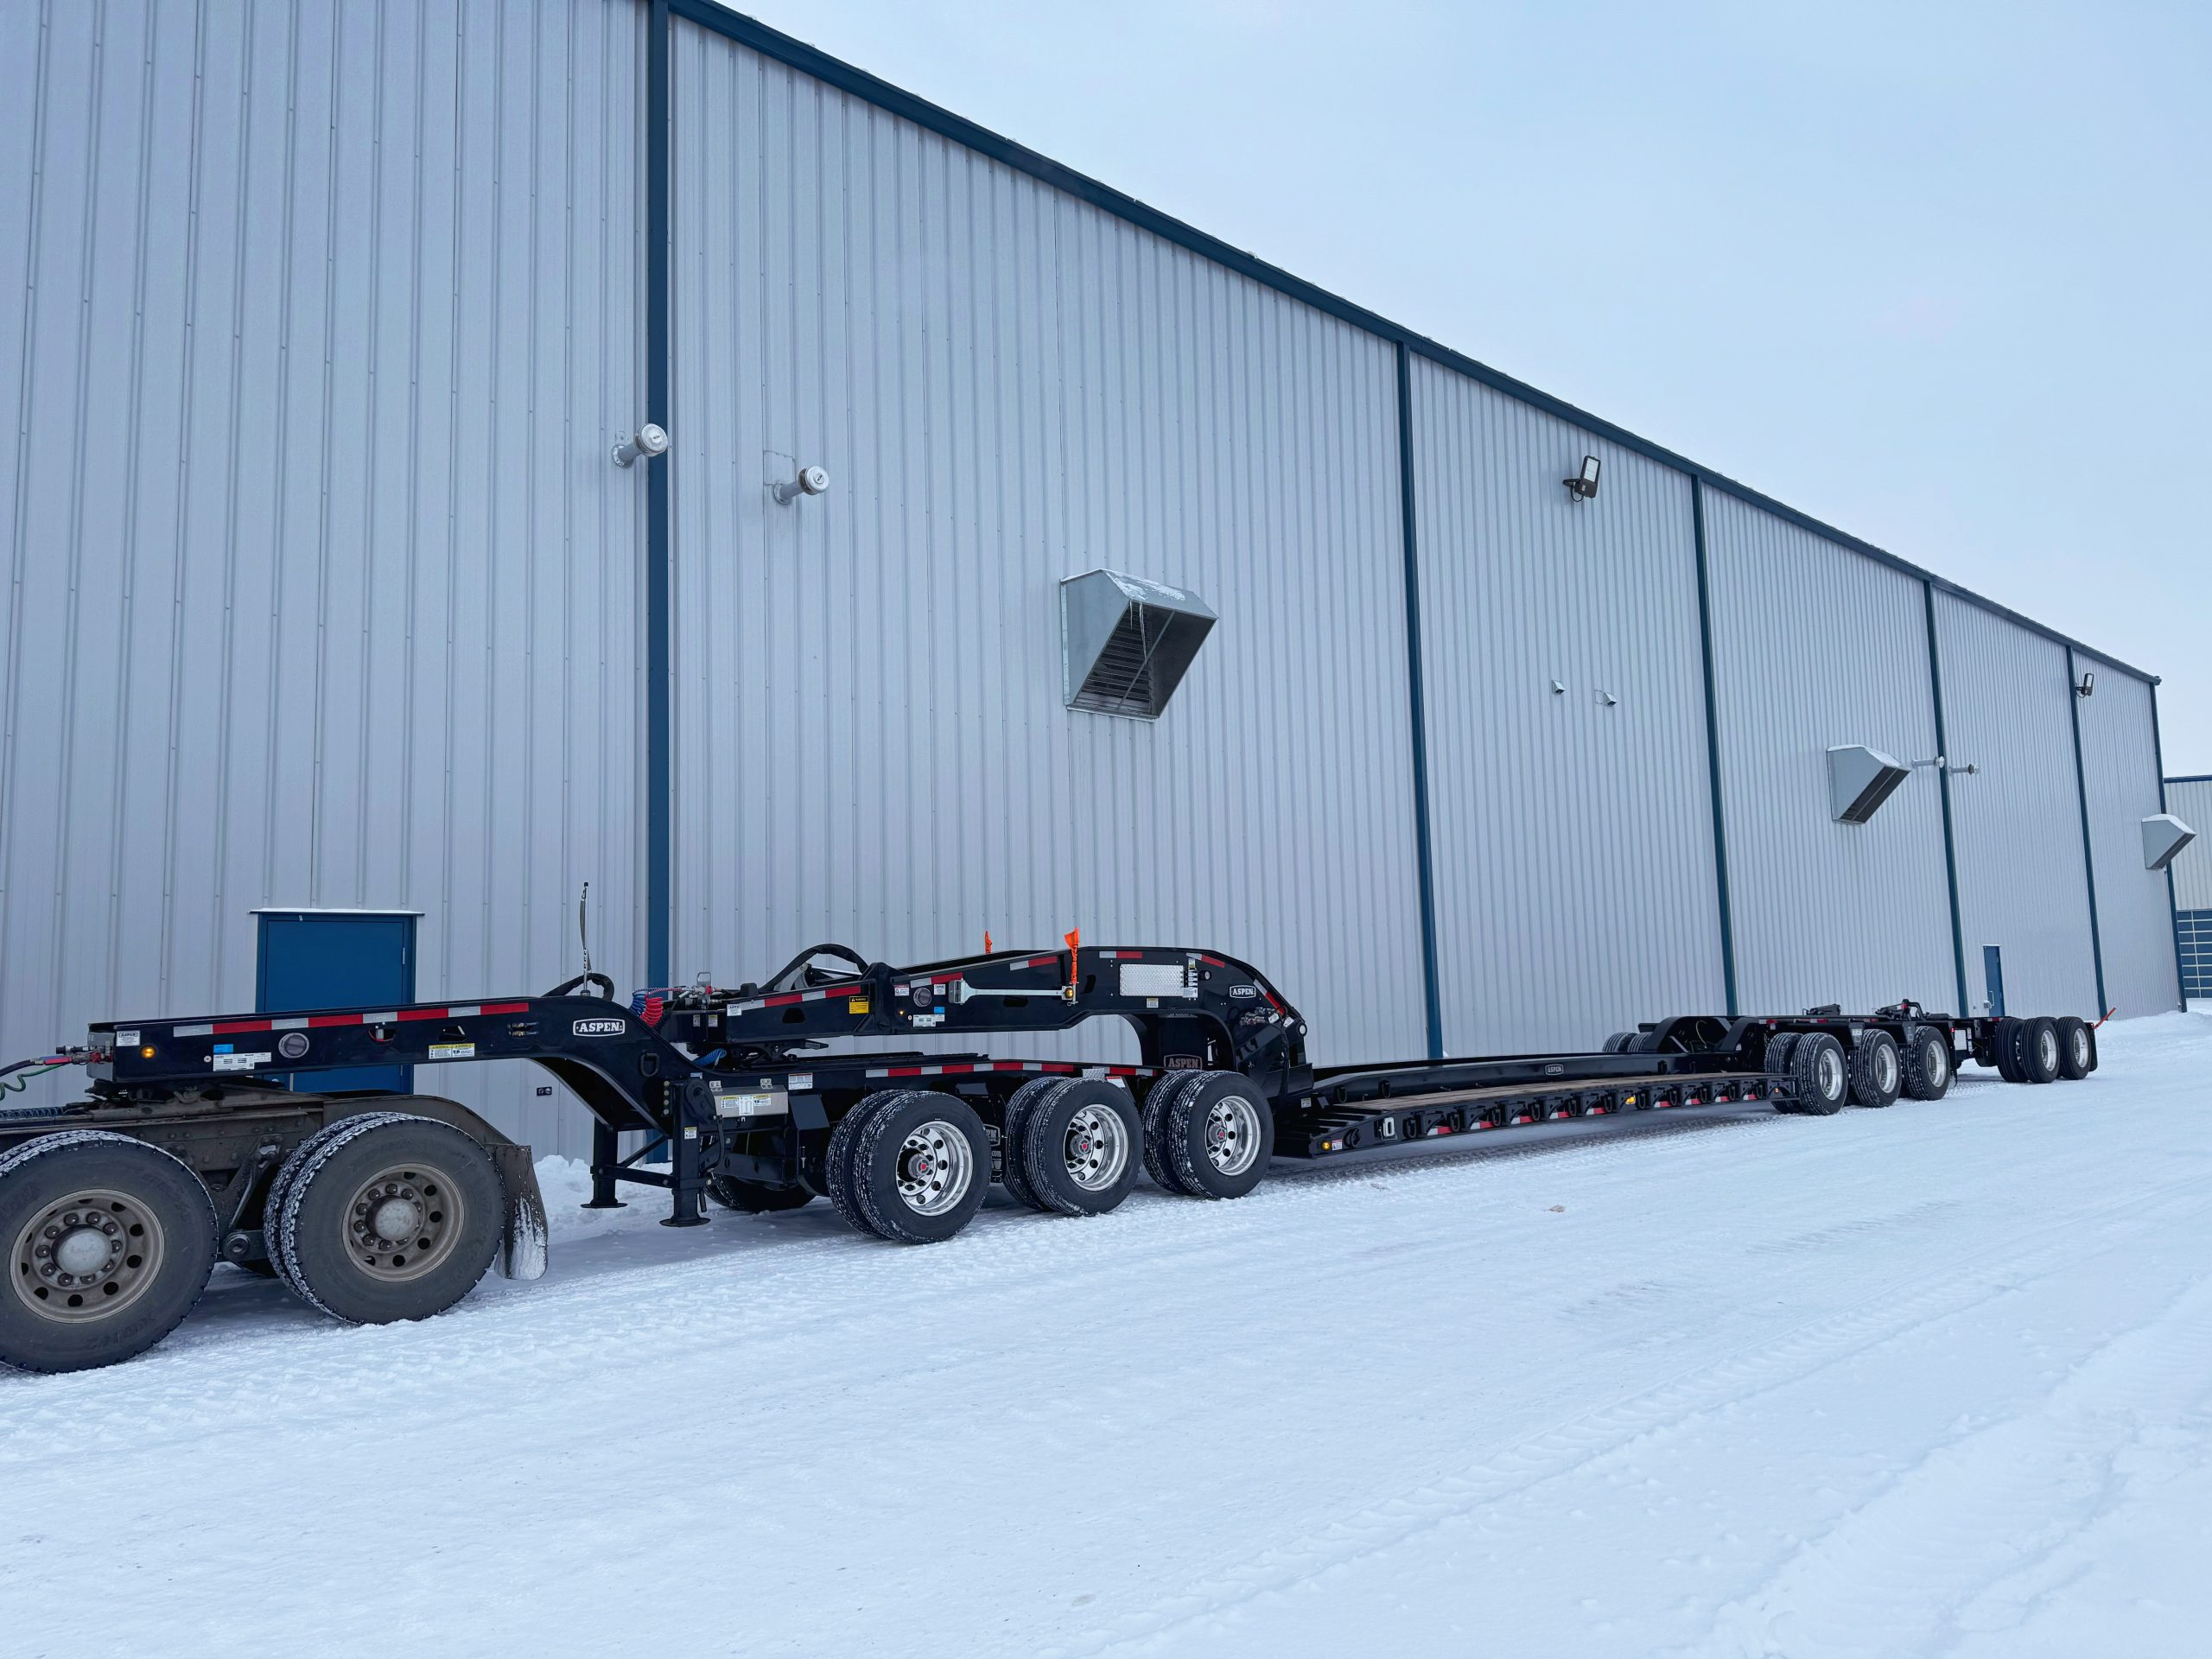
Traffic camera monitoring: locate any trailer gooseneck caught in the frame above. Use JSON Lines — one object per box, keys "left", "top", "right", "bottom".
{"left": 1, "top": 941, "right": 2102, "bottom": 1373}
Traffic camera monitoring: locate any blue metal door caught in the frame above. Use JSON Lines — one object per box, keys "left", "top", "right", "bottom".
{"left": 1981, "top": 944, "right": 2006, "bottom": 1018}
{"left": 256, "top": 912, "right": 418, "bottom": 1092}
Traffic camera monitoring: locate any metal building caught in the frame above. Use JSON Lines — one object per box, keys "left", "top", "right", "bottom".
{"left": 0, "top": 0, "right": 2188, "bottom": 1158}
{"left": 2170, "top": 776, "right": 2212, "bottom": 999}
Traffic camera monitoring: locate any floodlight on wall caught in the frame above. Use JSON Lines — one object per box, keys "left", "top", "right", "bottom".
{"left": 1061, "top": 569, "right": 1217, "bottom": 720}
{"left": 773, "top": 463, "right": 830, "bottom": 505}
{"left": 2075, "top": 671, "right": 2094, "bottom": 697}
{"left": 1564, "top": 454, "right": 1601, "bottom": 502}
{"left": 2142, "top": 813, "right": 2196, "bottom": 872}
{"left": 1828, "top": 744, "right": 1911, "bottom": 823}
{"left": 612, "top": 423, "right": 669, "bottom": 467}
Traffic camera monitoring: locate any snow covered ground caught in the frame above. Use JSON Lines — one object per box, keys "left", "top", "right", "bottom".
{"left": 5, "top": 1007, "right": 2210, "bottom": 1657}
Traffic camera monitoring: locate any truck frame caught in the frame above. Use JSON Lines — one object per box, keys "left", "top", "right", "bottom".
{"left": 0, "top": 939, "right": 2101, "bottom": 1373}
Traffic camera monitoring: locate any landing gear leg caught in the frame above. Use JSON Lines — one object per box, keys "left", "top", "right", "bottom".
{"left": 583, "top": 1120, "right": 626, "bottom": 1210}
{"left": 661, "top": 1128, "right": 709, "bottom": 1229}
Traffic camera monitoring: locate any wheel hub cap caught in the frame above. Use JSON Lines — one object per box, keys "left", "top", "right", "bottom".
{"left": 1818, "top": 1050, "right": 1844, "bottom": 1098}
{"left": 9, "top": 1188, "right": 166, "bottom": 1325}
{"left": 1205, "top": 1096, "right": 1262, "bottom": 1176}
{"left": 1061, "top": 1105, "right": 1128, "bottom": 1192}
{"left": 895, "top": 1122, "right": 971, "bottom": 1217}
{"left": 345, "top": 1166, "right": 462, "bottom": 1283}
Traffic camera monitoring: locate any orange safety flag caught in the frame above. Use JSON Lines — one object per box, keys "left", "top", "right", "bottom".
{"left": 1064, "top": 928, "right": 1081, "bottom": 988}
{"left": 984, "top": 931, "right": 993, "bottom": 954}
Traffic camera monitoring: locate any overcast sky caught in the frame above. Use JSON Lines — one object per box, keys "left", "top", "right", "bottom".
{"left": 734, "top": 0, "right": 2210, "bottom": 771}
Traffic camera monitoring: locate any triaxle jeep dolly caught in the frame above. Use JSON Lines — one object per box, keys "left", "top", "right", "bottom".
{"left": 0, "top": 938, "right": 2100, "bottom": 1373}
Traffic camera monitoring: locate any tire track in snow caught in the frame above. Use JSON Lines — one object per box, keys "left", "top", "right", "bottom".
{"left": 1048, "top": 1173, "right": 2212, "bottom": 1657}
{"left": 1693, "top": 1259, "right": 2212, "bottom": 1659}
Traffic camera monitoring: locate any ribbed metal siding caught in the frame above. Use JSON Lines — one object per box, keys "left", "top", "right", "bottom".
{"left": 2170, "top": 779, "right": 2212, "bottom": 913}
{"left": 1701, "top": 493, "right": 1954, "bottom": 1012}
{"left": 1930, "top": 594, "right": 2097, "bottom": 1015}
{"left": 666, "top": 23, "right": 1426, "bottom": 1063}
{"left": 0, "top": 0, "right": 643, "bottom": 1156}
{"left": 1408, "top": 362, "right": 1723, "bottom": 1051}
{"left": 2076, "top": 670, "right": 2182, "bottom": 1014}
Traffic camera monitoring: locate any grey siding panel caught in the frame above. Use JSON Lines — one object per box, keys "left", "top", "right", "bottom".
{"left": 2170, "top": 779, "right": 2212, "bottom": 913}
{"left": 666, "top": 23, "right": 1427, "bottom": 1064}
{"left": 2077, "top": 671, "right": 2182, "bottom": 1014}
{"left": 1931, "top": 594, "right": 2098, "bottom": 1016}
{"left": 1408, "top": 361, "right": 1723, "bottom": 1052}
{"left": 0, "top": 0, "right": 644, "bottom": 1158}
{"left": 1702, "top": 493, "right": 1955, "bottom": 1012}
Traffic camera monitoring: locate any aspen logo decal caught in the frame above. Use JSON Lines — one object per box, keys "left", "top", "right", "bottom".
{"left": 1229, "top": 985, "right": 1258, "bottom": 998}
{"left": 572, "top": 1018, "right": 626, "bottom": 1037}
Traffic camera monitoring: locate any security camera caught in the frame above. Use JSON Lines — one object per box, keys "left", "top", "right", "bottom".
{"left": 774, "top": 463, "right": 831, "bottom": 505}
{"left": 612, "top": 423, "right": 669, "bottom": 467}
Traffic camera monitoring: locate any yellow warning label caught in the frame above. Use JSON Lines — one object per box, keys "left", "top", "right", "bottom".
{"left": 848, "top": 998, "right": 870, "bottom": 1014}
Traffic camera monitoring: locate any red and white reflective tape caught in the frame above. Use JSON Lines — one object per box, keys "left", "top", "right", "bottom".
{"left": 167, "top": 1001, "right": 531, "bottom": 1039}
{"left": 727, "top": 981, "right": 867, "bottom": 1014}
{"left": 861, "top": 1059, "right": 1154, "bottom": 1081}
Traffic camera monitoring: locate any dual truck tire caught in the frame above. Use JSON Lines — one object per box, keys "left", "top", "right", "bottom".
{"left": 2, "top": 1113, "right": 503, "bottom": 1374}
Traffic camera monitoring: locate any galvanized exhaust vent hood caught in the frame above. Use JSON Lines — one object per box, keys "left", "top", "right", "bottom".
{"left": 1061, "top": 569, "right": 1217, "bottom": 720}
{"left": 2142, "top": 813, "right": 2196, "bottom": 872}
{"left": 1827, "top": 745, "right": 1910, "bottom": 824}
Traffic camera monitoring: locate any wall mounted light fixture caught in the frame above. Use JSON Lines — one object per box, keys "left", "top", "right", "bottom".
{"left": 2075, "top": 671, "right": 2095, "bottom": 697}
{"left": 773, "top": 464, "right": 830, "bottom": 505}
{"left": 1564, "top": 454, "right": 1601, "bottom": 502}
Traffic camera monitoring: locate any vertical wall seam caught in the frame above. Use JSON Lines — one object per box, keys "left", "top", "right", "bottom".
{"left": 1689, "top": 477, "right": 1737, "bottom": 1015}
{"left": 1393, "top": 342, "right": 1442, "bottom": 1058}
{"left": 1922, "top": 580, "right": 1969, "bottom": 1016}
{"left": 2064, "top": 645, "right": 2108, "bottom": 1013}
{"left": 2150, "top": 682, "right": 2184, "bottom": 1010}
{"left": 644, "top": 0, "right": 671, "bottom": 987}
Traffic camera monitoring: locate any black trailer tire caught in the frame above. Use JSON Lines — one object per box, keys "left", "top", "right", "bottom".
{"left": 1602, "top": 1033, "right": 1634, "bottom": 1054}
{"left": 1901, "top": 1025, "right": 1954, "bottom": 1100}
{"left": 849, "top": 1091, "right": 991, "bottom": 1245}
{"left": 259, "top": 1110, "right": 414, "bottom": 1295}
{"left": 1789, "top": 1033, "right": 1850, "bottom": 1116}
{"left": 2056, "top": 1016, "right": 2093, "bottom": 1081}
{"left": 2018, "top": 1015, "right": 2063, "bottom": 1084}
{"left": 1141, "top": 1073, "right": 1203, "bottom": 1195}
{"left": 825, "top": 1089, "right": 915, "bottom": 1237}
{"left": 998, "top": 1077, "right": 1055, "bottom": 1211}
{"left": 269, "top": 1115, "right": 502, "bottom": 1325}
{"left": 1847, "top": 1030, "right": 1902, "bottom": 1108}
{"left": 1764, "top": 1032, "right": 1802, "bottom": 1109}
{"left": 1992, "top": 1017, "right": 2024, "bottom": 1083}
{"left": 1013, "top": 1079, "right": 1143, "bottom": 1217}
{"left": 707, "top": 1174, "right": 813, "bottom": 1213}
{"left": 0, "top": 1130, "right": 218, "bottom": 1374}
{"left": 1161, "top": 1072, "right": 1274, "bottom": 1200}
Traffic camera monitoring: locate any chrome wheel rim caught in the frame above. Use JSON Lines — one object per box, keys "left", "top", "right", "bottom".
{"left": 345, "top": 1164, "right": 464, "bottom": 1283}
{"left": 1204, "top": 1096, "right": 1262, "bottom": 1176}
{"left": 1062, "top": 1104, "right": 1128, "bottom": 1192}
{"left": 896, "top": 1120, "right": 972, "bottom": 1216}
{"left": 2037, "top": 1030, "right": 2059, "bottom": 1074}
{"left": 1874, "top": 1044, "right": 1898, "bottom": 1094}
{"left": 1816, "top": 1047, "right": 1845, "bottom": 1101}
{"left": 2071, "top": 1028, "right": 2090, "bottom": 1070}
{"left": 10, "top": 1187, "right": 167, "bottom": 1325}
{"left": 1927, "top": 1039, "right": 1950, "bottom": 1087}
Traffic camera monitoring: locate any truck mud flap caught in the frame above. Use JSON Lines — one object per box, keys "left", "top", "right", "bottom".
{"left": 491, "top": 1141, "right": 550, "bottom": 1281}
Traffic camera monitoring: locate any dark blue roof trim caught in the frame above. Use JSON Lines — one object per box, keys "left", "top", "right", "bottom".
{"left": 673, "top": 0, "right": 2158, "bottom": 685}
{"left": 2167, "top": 773, "right": 2212, "bottom": 785}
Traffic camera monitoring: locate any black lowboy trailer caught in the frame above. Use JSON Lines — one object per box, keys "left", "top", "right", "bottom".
{"left": 1, "top": 940, "right": 2101, "bottom": 1372}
